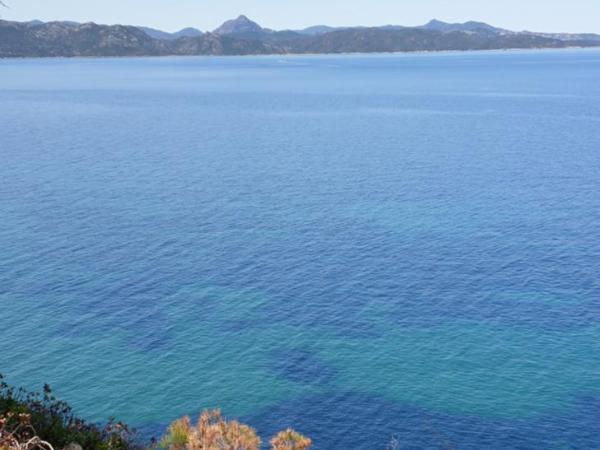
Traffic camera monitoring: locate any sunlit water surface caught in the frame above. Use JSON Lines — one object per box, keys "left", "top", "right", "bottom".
{"left": 1, "top": 49, "right": 600, "bottom": 449}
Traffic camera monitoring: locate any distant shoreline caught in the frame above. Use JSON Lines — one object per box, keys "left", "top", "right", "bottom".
{"left": 1, "top": 45, "right": 598, "bottom": 61}
{"left": 3, "top": 17, "right": 599, "bottom": 60}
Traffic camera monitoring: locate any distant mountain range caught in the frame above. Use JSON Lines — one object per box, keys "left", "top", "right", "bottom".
{"left": 1, "top": 15, "right": 599, "bottom": 58}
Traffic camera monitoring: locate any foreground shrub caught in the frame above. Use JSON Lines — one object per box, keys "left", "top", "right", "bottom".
{"left": 0, "top": 412, "right": 53, "bottom": 449}
{"left": 159, "top": 411, "right": 311, "bottom": 450}
{"left": 159, "top": 410, "right": 261, "bottom": 450}
{"left": 270, "top": 429, "right": 311, "bottom": 450}
{"left": 0, "top": 375, "right": 141, "bottom": 450}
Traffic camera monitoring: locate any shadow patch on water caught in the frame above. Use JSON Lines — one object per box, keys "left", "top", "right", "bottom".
{"left": 269, "top": 349, "right": 338, "bottom": 386}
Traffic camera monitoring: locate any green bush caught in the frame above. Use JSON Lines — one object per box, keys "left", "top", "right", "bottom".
{"left": 0, "top": 374, "right": 142, "bottom": 450}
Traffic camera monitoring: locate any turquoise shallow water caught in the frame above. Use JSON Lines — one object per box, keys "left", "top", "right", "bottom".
{"left": 1, "top": 49, "right": 600, "bottom": 449}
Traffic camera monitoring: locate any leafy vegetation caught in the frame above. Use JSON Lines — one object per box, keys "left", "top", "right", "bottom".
{"left": 1, "top": 412, "right": 55, "bottom": 450}
{"left": 157, "top": 410, "right": 312, "bottom": 450}
{"left": 0, "top": 375, "right": 141, "bottom": 450}
{"left": 269, "top": 429, "right": 312, "bottom": 450}
{"left": 158, "top": 410, "right": 261, "bottom": 450}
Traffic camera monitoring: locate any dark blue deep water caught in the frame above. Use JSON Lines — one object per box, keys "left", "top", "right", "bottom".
{"left": 1, "top": 49, "right": 600, "bottom": 449}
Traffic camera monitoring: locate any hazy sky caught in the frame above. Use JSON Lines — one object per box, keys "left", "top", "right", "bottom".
{"left": 3, "top": 0, "right": 600, "bottom": 33}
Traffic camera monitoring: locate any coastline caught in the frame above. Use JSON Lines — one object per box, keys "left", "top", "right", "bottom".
{"left": 0, "top": 44, "right": 599, "bottom": 61}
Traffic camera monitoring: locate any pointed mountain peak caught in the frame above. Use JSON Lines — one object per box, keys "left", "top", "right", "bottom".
{"left": 421, "top": 19, "right": 452, "bottom": 30}
{"left": 213, "top": 15, "right": 263, "bottom": 35}
{"left": 426, "top": 19, "right": 448, "bottom": 26}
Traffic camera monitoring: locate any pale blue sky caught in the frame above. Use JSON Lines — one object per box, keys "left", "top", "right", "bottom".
{"left": 3, "top": 0, "right": 600, "bottom": 33}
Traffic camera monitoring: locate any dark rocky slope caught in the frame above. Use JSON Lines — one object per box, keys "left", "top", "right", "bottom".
{"left": 1, "top": 17, "right": 598, "bottom": 58}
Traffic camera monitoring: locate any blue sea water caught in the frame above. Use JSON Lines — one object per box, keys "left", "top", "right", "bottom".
{"left": 1, "top": 49, "right": 600, "bottom": 449}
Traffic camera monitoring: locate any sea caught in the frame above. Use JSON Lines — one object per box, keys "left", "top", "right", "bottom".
{"left": 1, "top": 49, "right": 600, "bottom": 449}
